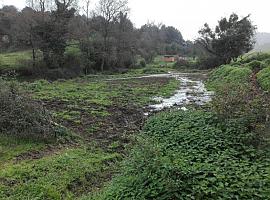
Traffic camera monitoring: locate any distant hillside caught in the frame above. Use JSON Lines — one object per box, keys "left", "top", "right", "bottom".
{"left": 254, "top": 32, "right": 270, "bottom": 52}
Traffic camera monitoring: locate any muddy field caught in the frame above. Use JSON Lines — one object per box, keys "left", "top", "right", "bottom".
{"left": 0, "top": 73, "right": 214, "bottom": 199}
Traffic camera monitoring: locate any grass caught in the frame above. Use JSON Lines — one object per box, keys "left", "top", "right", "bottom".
{"left": 0, "top": 50, "right": 44, "bottom": 70}
{"left": 25, "top": 76, "right": 179, "bottom": 115}
{"left": 0, "top": 136, "right": 47, "bottom": 166}
{"left": 0, "top": 45, "right": 80, "bottom": 71}
{"left": 0, "top": 73, "right": 180, "bottom": 199}
{"left": 206, "top": 65, "right": 252, "bottom": 91}
{"left": 216, "top": 53, "right": 270, "bottom": 92}
{"left": 257, "top": 67, "right": 270, "bottom": 91}
{"left": 0, "top": 51, "right": 32, "bottom": 70}
{"left": 0, "top": 146, "right": 120, "bottom": 200}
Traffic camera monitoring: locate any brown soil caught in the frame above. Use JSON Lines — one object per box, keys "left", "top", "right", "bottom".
{"left": 14, "top": 143, "right": 79, "bottom": 163}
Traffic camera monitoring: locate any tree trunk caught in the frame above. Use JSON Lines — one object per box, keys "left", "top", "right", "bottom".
{"left": 101, "top": 57, "right": 105, "bottom": 72}
{"left": 43, "top": 50, "right": 51, "bottom": 68}
{"left": 32, "top": 48, "right": 36, "bottom": 68}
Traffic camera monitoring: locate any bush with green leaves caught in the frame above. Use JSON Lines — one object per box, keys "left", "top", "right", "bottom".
{"left": 263, "top": 58, "right": 270, "bottom": 66}
{"left": 257, "top": 67, "right": 270, "bottom": 92}
{"left": 94, "top": 110, "right": 270, "bottom": 199}
{"left": 0, "top": 79, "right": 56, "bottom": 140}
{"left": 196, "top": 56, "right": 224, "bottom": 69}
{"left": 241, "top": 53, "right": 270, "bottom": 64}
{"left": 246, "top": 60, "right": 265, "bottom": 71}
{"left": 211, "top": 83, "right": 269, "bottom": 138}
{"left": 139, "top": 59, "right": 146, "bottom": 68}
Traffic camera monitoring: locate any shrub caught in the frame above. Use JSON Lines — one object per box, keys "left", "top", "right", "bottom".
{"left": 263, "top": 58, "right": 270, "bottom": 66}
{"left": 211, "top": 83, "right": 269, "bottom": 135}
{"left": 242, "top": 53, "right": 270, "bottom": 64}
{"left": 174, "top": 59, "right": 189, "bottom": 68}
{"left": 197, "top": 56, "right": 224, "bottom": 69}
{"left": 257, "top": 67, "right": 270, "bottom": 91}
{"left": 0, "top": 79, "right": 56, "bottom": 140}
{"left": 139, "top": 59, "right": 146, "bottom": 68}
{"left": 246, "top": 60, "right": 264, "bottom": 71}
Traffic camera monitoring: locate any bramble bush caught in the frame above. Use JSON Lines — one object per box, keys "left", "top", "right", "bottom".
{"left": 211, "top": 83, "right": 270, "bottom": 144}
{"left": 0, "top": 79, "right": 56, "bottom": 140}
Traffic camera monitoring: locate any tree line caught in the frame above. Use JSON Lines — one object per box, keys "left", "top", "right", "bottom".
{"left": 0, "top": 0, "right": 257, "bottom": 76}
{"left": 0, "top": 0, "right": 193, "bottom": 75}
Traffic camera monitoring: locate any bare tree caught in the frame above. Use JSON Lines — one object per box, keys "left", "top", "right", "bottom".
{"left": 54, "top": 0, "right": 78, "bottom": 11}
{"left": 14, "top": 7, "right": 39, "bottom": 67}
{"left": 96, "top": 0, "right": 129, "bottom": 71}
{"left": 26, "top": 0, "right": 53, "bottom": 12}
{"left": 81, "top": 0, "right": 91, "bottom": 22}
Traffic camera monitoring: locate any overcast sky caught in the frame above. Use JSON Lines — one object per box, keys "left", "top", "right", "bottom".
{"left": 1, "top": 0, "right": 270, "bottom": 40}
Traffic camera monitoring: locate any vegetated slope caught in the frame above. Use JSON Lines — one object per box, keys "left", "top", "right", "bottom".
{"left": 207, "top": 53, "right": 270, "bottom": 92}
{"left": 206, "top": 65, "right": 252, "bottom": 90}
{"left": 87, "top": 110, "right": 270, "bottom": 199}
{"left": 257, "top": 67, "right": 270, "bottom": 91}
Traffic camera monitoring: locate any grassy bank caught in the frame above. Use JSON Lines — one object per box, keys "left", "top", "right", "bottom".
{"left": 257, "top": 67, "right": 270, "bottom": 91}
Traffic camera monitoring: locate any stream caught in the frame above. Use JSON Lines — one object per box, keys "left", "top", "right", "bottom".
{"left": 105, "top": 72, "right": 214, "bottom": 112}
{"left": 149, "top": 72, "right": 214, "bottom": 111}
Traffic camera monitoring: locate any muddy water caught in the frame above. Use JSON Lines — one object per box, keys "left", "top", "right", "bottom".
{"left": 149, "top": 73, "right": 214, "bottom": 111}
{"left": 104, "top": 72, "right": 213, "bottom": 112}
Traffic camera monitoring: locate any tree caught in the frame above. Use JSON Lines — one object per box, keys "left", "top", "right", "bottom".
{"left": 13, "top": 7, "right": 40, "bottom": 66}
{"left": 138, "top": 23, "right": 162, "bottom": 62}
{"left": 25, "top": 0, "right": 54, "bottom": 12}
{"left": 81, "top": 0, "right": 91, "bottom": 22}
{"left": 0, "top": 5, "right": 18, "bottom": 50}
{"left": 114, "top": 12, "right": 136, "bottom": 68}
{"left": 95, "top": 0, "right": 129, "bottom": 71}
{"left": 197, "top": 13, "right": 256, "bottom": 64}
{"left": 33, "top": 0, "right": 76, "bottom": 68}
{"left": 160, "top": 25, "right": 184, "bottom": 45}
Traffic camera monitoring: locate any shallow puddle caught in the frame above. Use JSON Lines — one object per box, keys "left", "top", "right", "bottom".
{"left": 149, "top": 73, "right": 214, "bottom": 111}
{"left": 103, "top": 72, "right": 214, "bottom": 112}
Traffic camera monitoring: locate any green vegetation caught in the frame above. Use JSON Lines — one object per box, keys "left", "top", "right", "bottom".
{"left": 206, "top": 65, "right": 252, "bottom": 90}
{"left": 0, "top": 74, "right": 180, "bottom": 200}
{"left": 207, "top": 53, "right": 269, "bottom": 133}
{"left": 257, "top": 67, "right": 270, "bottom": 91}
{"left": 0, "top": 79, "right": 56, "bottom": 140}
{"left": 88, "top": 110, "right": 270, "bottom": 199}
{"left": 1, "top": 1, "right": 269, "bottom": 199}
{"left": 0, "top": 136, "right": 47, "bottom": 165}
{"left": 84, "top": 53, "right": 270, "bottom": 200}
{"left": 246, "top": 60, "right": 266, "bottom": 71}
{"left": 0, "top": 146, "right": 120, "bottom": 199}
{"left": 0, "top": 51, "right": 33, "bottom": 70}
